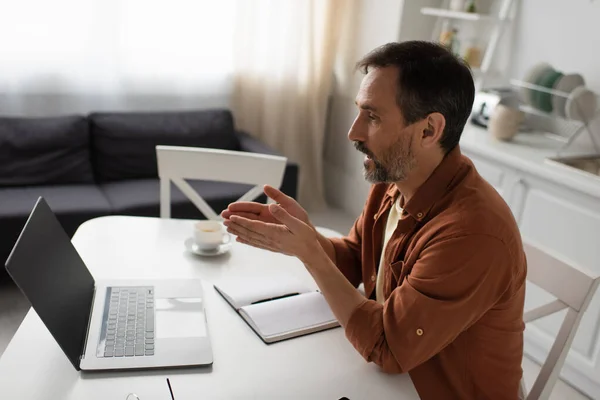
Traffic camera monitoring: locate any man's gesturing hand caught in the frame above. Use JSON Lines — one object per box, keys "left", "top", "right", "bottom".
{"left": 223, "top": 203, "right": 319, "bottom": 263}
{"left": 221, "top": 185, "right": 312, "bottom": 227}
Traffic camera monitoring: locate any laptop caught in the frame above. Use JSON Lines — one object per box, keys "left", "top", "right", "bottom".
{"left": 4, "top": 197, "right": 213, "bottom": 371}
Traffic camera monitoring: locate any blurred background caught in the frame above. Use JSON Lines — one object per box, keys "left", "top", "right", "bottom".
{"left": 1, "top": 1, "right": 600, "bottom": 398}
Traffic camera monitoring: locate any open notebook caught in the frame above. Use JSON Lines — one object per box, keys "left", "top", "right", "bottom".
{"left": 214, "top": 276, "right": 339, "bottom": 343}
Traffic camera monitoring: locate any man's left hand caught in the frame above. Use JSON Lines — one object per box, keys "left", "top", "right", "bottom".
{"left": 223, "top": 203, "right": 319, "bottom": 263}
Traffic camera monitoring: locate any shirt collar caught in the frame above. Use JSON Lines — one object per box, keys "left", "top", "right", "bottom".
{"left": 382, "top": 145, "right": 464, "bottom": 222}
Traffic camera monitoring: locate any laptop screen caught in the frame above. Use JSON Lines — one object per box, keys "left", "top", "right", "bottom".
{"left": 5, "top": 197, "right": 95, "bottom": 370}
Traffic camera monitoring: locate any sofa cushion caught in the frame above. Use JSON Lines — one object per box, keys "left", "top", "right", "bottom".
{"left": 0, "top": 116, "right": 93, "bottom": 187}
{"left": 100, "top": 179, "right": 256, "bottom": 219}
{"left": 89, "top": 109, "right": 241, "bottom": 182}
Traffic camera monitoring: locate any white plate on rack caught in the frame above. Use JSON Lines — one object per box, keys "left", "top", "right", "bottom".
{"left": 566, "top": 85, "right": 597, "bottom": 123}
{"left": 185, "top": 235, "right": 233, "bottom": 256}
{"left": 552, "top": 73, "right": 585, "bottom": 118}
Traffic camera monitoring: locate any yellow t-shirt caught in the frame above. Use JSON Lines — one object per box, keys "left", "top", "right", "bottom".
{"left": 376, "top": 198, "right": 403, "bottom": 304}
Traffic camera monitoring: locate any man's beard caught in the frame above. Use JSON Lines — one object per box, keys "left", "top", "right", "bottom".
{"left": 354, "top": 137, "right": 416, "bottom": 184}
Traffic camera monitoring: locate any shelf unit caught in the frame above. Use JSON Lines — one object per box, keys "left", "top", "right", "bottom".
{"left": 420, "top": 7, "right": 494, "bottom": 21}
{"left": 421, "top": 0, "right": 518, "bottom": 90}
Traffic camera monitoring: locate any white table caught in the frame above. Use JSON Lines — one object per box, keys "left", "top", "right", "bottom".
{"left": 0, "top": 216, "right": 418, "bottom": 400}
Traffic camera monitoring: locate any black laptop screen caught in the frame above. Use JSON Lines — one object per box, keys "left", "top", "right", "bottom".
{"left": 5, "top": 197, "right": 95, "bottom": 370}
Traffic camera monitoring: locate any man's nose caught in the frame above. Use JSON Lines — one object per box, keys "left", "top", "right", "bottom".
{"left": 347, "top": 115, "right": 366, "bottom": 143}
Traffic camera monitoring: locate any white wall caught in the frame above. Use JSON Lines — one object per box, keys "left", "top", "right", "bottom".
{"left": 509, "top": 0, "right": 600, "bottom": 92}
{"left": 324, "top": 0, "right": 408, "bottom": 218}
{"left": 508, "top": 0, "right": 600, "bottom": 150}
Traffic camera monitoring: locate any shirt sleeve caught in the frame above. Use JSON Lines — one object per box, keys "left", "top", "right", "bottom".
{"left": 344, "top": 234, "right": 515, "bottom": 373}
{"left": 328, "top": 210, "right": 364, "bottom": 288}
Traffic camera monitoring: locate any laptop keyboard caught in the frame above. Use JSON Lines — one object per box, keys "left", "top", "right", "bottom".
{"left": 98, "top": 287, "right": 155, "bottom": 358}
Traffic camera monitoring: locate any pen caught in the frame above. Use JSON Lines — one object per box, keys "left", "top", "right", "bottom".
{"left": 167, "top": 378, "right": 175, "bottom": 400}
{"left": 251, "top": 292, "right": 300, "bottom": 305}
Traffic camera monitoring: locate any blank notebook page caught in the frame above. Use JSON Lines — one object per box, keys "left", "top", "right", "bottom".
{"left": 240, "top": 291, "right": 337, "bottom": 337}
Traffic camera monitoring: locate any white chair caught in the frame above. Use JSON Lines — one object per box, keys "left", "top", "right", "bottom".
{"left": 156, "top": 145, "right": 287, "bottom": 220}
{"left": 520, "top": 239, "right": 600, "bottom": 400}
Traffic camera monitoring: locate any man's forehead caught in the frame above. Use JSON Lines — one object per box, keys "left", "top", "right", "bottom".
{"left": 356, "top": 66, "right": 398, "bottom": 109}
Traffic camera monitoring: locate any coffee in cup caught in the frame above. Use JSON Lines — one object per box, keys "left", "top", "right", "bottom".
{"left": 193, "top": 221, "right": 227, "bottom": 250}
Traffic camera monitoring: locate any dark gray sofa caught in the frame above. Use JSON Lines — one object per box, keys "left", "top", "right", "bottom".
{"left": 0, "top": 109, "right": 298, "bottom": 284}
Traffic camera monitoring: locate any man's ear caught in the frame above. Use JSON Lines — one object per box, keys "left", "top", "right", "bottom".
{"left": 420, "top": 112, "right": 446, "bottom": 149}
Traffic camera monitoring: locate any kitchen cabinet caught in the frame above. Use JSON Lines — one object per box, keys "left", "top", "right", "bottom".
{"left": 461, "top": 126, "right": 600, "bottom": 398}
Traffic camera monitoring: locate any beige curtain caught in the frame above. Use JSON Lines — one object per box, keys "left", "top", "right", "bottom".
{"left": 232, "top": 0, "right": 352, "bottom": 211}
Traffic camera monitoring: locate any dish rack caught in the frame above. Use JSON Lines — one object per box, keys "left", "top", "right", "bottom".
{"left": 509, "top": 79, "right": 600, "bottom": 156}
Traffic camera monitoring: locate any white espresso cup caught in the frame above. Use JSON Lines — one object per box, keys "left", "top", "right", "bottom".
{"left": 193, "top": 220, "right": 227, "bottom": 250}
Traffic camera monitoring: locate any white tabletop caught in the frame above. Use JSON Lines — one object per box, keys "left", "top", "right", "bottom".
{"left": 0, "top": 216, "right": 418, "bottom": 400}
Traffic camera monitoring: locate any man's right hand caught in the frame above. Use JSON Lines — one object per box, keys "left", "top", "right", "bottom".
{"left": 221, "top": 185, "right": 313, "bottom": 228}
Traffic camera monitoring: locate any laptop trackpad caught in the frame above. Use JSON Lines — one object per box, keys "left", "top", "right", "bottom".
{"left": 155, "top": 298, "right": 207, "bottom": 338}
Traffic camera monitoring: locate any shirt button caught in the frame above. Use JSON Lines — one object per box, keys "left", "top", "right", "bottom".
{"left": 417, "top": 212, "right": 423, "bottom": 219}
{"left": 416, "top": 328, "right": 424, "bottom": 336}
{"left": 371, "top": 275, "right": 376, "bottom": 282}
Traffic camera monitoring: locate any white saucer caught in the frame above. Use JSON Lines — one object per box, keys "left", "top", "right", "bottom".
{"left": 185, "top": 235, "right": 233, "bottom": 257}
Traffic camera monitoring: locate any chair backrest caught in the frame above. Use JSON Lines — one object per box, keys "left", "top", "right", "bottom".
{"left": 156, "top": 145, "right": 287, "bottom": 220}
{"left": 520, "top": 239, "right": 600, "bottom": 400}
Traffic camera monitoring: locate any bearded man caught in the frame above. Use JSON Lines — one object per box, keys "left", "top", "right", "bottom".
{"left": 222, "top": 41, "right": 526, "bottom": 400}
